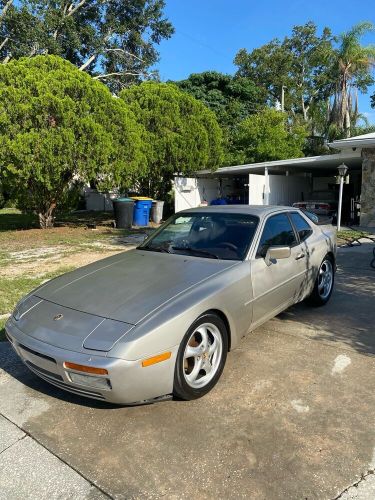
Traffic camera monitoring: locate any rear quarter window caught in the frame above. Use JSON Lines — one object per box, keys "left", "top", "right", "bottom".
{"left": 289, "top": 212, "right": 313, "bottom": 242}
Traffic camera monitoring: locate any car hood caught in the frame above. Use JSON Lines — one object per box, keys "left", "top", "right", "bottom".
{"left": 34, "top": 249, "right": 237, "bottom": 325}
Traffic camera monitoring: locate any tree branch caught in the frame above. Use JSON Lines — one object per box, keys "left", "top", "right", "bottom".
{"left": 0, "top": 0, "right": 13, "bottom": 22}
{"left": 53, "top": 0, "right": 87, "bottom": 39}
{"left": 93, "top": 70, "right": 157, "bottom": 80}
{"left": 66, "top": 0, "right": 87, "bottom": 18}
{"left": 79, "top": 53, "right": 97, "bottom": 71}
{"left": 78, "top": 31, "right": 114, "bottom": 71}
{"left": 104, "top": 48, "right": 145, "bottom": 64}
{"left": 0, "top": 37, "right": 9, "bottom": 51}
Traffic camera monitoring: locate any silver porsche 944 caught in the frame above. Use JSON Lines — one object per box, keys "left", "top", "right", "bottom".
{"left": 6, "top": 206, "right": 336, "bottom": 405}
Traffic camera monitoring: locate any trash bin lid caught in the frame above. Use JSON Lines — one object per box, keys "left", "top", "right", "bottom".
{"left": 130, "top": 196, "right": 153, "bottom": 201}
{"left": 114, "top": 197, "right": 134, "bottom": 202}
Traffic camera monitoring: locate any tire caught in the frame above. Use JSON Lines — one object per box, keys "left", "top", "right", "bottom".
{"left": 307, "top": 255, "right": 335, "bottom": 306}
{"left": 173, "top": 313, "right": 228, "bottom": 401}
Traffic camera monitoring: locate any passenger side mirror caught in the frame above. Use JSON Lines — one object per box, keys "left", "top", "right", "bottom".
{"left": 265, "top": 246, "right": 291, "bottom": 266}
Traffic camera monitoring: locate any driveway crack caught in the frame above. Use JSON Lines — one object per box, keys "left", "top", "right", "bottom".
{"left": 0, "top": 411, "right": 114, "bottom": 499}
{"left": 0, "top": 433, "right": 27, "bottom": 456}
{"left": 333, "top": 469, "right": 375, "bottom": 499}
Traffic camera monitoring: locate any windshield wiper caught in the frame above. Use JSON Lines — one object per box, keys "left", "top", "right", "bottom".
{"left": 139, "top": 246, "right": 171, "bottom": 253}
{"left": 172, "top": 246, "right": 219, "bottom": 259}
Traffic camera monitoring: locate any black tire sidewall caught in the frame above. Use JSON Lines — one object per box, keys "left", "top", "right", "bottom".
{"left": 173, "top": 313, "right": 228, "bottom": 400}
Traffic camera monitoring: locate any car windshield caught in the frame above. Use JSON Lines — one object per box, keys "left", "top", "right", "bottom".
{"left": 139, "top": 212, "right": 259, "bottom": 260}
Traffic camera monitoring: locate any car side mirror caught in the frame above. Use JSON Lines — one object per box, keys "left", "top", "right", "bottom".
{"left": 265, "top": 246, "right": 291, "bottom": 266}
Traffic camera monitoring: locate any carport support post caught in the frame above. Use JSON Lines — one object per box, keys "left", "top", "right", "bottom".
{"left": 264, "top": 167, "right": 270, "bottom": 205}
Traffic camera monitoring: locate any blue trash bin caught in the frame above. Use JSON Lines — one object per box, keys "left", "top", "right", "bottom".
{"left": 131, "top": 198, "right": 153, "bottom": 226}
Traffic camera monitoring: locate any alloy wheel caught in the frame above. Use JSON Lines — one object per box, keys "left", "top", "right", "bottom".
{"left": 183, "top": 322, "right": 223, "bottom": 389}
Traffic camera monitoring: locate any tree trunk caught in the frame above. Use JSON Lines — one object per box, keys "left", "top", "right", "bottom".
{"left": 38, "top": 202, "right": 56, "bottom": 229}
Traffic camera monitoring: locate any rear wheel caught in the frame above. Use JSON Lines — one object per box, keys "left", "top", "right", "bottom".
{"left": 307, "top": 255, "right": 334, "bottom": 306}
{"left": 173, "top": 313, "right": 228, "bottom": 400}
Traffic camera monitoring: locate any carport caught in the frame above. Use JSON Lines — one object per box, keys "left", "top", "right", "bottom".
{"left": 174, "top": 132, "right": 375, "bottom": 227}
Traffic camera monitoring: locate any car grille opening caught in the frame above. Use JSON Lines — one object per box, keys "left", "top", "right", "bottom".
{"left": 25, "top": 361, "right": 106, "bottom": 400}
{"left": 19, "top": 344, "right": 56, "bottom": 364}
{"left": 25, "top": 360, "right": 63, "bottom": 381}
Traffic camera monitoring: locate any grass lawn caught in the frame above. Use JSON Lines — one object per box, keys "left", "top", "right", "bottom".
{"left": 337, "top": 229, "right": 373, "bottom": 244}
{"left": 0, "top": 208, "right": 155, "bottom": 341}
{"left": 0, "top": 267, "right": 75, "bottom": 314}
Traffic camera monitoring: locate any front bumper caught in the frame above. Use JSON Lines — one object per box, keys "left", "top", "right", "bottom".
{"left": 5, "top": 318, "right": 178, "bottom": 405}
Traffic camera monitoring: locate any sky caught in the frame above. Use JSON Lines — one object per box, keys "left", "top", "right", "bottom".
{"left": 156, "top": 0, "right": 375, "bottom": 124}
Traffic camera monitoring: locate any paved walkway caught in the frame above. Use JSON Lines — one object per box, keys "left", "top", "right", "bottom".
{"left": 1, "top": 243, "right": 375, "bottom": 499}
{"left": 0, "top": 415, "right": 106, "bottom": 499}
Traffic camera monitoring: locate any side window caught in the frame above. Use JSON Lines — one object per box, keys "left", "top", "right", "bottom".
{"left": 289, "top": 212, "right": 313, "bottom": 242}
{"left": 257, "top": 213, "right": 297, "bottom": 257}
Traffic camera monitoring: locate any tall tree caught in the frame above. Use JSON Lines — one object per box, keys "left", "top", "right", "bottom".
{"left": 173, "top": 71, "right": 265, "bottom": 165}
{"left": 328, "top": 22, "right": 375, "bottom": 138}
{"left": 233, "top": 108, "right": 307, "bottom": 164}
{"left": 173, "top": 71, "right": 265, "bottom": 125}
{"left": 120, "top": 82, "right": 223, "bottom": 200}
{"left": 234, "top": 22, "right": 334, "bottom": 122}
{"left": 0, "top": 55, "right": 145, "bottom": 227}
{"left": 0, "top": 0, "right": 174, "bottom": 92}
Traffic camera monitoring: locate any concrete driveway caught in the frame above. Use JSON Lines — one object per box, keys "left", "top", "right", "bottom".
{"left": 1, "top": 244, "right": 375, "bottom": 499}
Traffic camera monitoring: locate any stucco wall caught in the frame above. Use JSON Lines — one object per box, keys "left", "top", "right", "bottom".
{"left": 361, "top": 148, "right": 375, "bottom": 227}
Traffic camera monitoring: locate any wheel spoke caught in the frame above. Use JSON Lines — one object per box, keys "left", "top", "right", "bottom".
{"left": 196, "top": 326, "right": 209, "bottom": 351}
{"left": 203, "top": 360, "right": 212, "bottom": 375}
{"left": 208, "top": 338, "right": 218, "bottom": 356}
{"left": 184, "top": 345, "right": 201, "bottom": 359}
{"left": 185, "top": 357, "right": 203, "bottom": 383}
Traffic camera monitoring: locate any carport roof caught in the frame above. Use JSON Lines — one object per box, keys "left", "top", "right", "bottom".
{"left": 329, "top": 132, "right": 375, "bottom": 150}
{"left": 197, "top": 150, "right": 362, "bottom": 176}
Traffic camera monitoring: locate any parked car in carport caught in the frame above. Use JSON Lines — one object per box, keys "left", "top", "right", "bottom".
{"left": 293, "top": 190, "right": 338, "bottom": 220}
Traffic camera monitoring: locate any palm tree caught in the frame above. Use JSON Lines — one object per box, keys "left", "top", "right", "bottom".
{"left": 329, "top": 22, "right": 375, "bottom": 138}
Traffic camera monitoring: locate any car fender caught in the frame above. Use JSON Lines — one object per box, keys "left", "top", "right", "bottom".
{"left": 108, "top": 261, "right": 253, "bottom": 361}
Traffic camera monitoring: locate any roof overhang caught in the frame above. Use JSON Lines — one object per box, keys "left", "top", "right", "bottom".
{"left": 329, "top": 132, "right": 375, "bottom": 150}
{"left": 196, "top": 150, "right": 362, "bottom": 177}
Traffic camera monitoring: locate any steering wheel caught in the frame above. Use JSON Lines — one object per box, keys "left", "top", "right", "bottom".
{"left": 216, "top": 242, "right": 238, "bottom": 252}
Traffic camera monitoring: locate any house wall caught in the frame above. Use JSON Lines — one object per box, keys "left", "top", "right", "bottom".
{"left": 361, "top": 148, "right": 375, "bottom": 227}
{"left": 249, "top": 174, "right": 311, "bottom": 206}
{"left": 174, "top": 174, "right": 312, "bottom": 211}
{"left": 174, "top": 177, "right": 219, "bottom": 212}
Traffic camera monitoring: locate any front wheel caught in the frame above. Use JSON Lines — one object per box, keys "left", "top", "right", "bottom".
{"left": 307, "top": 255, "right": 334, "bottom": 306}
{"left": 173, "top": 313, "right": 228, "bottom": 400}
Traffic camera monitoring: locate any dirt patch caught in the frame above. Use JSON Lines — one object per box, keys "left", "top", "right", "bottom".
{"left": 1, "top": 248, "right": 129, "bottom": 278}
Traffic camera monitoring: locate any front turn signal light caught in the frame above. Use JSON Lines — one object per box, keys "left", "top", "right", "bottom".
{"left": 63, "top": 362, "right": 108, "bottom": 375}
{"left": 142, "top": 351, "right": 171, "bottom": 367}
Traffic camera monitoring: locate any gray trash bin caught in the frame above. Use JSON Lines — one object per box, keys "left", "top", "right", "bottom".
{"left": 113, "top": 198, "right": 134, "bottom": 229}
{"left": 151, "top": 200, "right": 164, "bottom": 224}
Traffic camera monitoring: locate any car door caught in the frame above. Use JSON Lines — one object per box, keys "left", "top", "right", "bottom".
{"left": 288, "top": 211, "right": 316, "bottom": 297}
{"left": 250, "top": 212, "right": 307, "bottom": 328}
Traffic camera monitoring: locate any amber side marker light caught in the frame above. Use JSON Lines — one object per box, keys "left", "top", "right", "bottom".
{"left": 63, "top": 362, "right": 108, "bottom": 375}
{"left": 142, "top": 352, "right": 171, "bottom": 367}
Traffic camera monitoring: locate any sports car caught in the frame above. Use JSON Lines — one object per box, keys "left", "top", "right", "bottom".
{"left": 5, "top": 206, "right": 336, "bottom": 404}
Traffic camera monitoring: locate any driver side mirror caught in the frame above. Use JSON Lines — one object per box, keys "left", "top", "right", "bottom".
{"left": 265, "top": 246, "right": 291, "bottom": 266}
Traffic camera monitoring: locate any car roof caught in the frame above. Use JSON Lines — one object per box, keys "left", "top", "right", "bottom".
{"left": 179, "top": 205, "right": 295, "bottom": 217}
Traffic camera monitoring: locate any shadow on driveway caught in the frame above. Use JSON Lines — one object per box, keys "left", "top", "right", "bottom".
{"left": 275, "top": 243, "right": 375, "bottom": 357}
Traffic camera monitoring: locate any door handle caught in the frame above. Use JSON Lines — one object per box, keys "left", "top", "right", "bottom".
{"left": 295, "top": 252, "right": 305, "bottom": 260}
